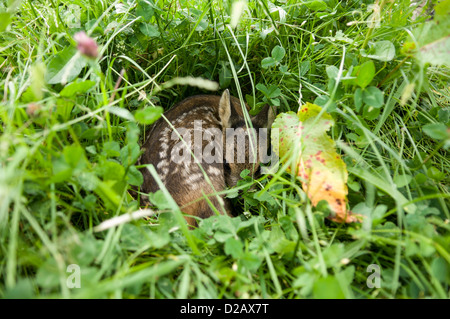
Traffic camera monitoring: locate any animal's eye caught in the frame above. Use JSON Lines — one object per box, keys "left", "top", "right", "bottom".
{"left": 254, "top": 165, "right": 262, "bottom": 177}
{"left": 224, "top": 159, "right": 231, "bottom": 172}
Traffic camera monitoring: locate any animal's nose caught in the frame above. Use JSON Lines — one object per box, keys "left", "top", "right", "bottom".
{"left": 224, "top": 158, "right": 231, "bottom": 172}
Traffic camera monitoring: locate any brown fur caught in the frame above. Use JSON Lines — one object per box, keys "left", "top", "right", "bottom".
{"left": 139, "top": 90, "right": 275, "bottom": 227}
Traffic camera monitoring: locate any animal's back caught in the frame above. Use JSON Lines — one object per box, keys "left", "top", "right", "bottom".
{"left": 139, "top": 91, "right": 274, "bottom": 227}
{"left": 140, "top": 95, "right": 241, "bottom": 225}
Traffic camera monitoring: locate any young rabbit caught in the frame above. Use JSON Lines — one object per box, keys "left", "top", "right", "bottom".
{"left": 139, "top": 90, "right": 275, "bottom": 226}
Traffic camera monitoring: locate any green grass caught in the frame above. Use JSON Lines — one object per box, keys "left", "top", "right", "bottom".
{"left": 0, "top": 0, "right": 449, "bottom": 299}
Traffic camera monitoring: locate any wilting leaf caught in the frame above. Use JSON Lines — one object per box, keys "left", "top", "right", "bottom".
{"left": 272, "top": 103, "right": 361, "bottom": 223}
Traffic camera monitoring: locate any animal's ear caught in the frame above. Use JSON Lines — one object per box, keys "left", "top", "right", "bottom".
{"left": 251, "top": 104, "right": 276, "bottom": 129}
{"left": 219, "top": 89, "right": 239, "bottom": 128}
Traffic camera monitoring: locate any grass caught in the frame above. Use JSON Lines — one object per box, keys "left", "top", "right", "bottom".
{"left": 0, "top": 0, "right": 449, "bottom": 299}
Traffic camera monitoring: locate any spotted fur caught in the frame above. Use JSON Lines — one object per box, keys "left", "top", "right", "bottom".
{"left": 139, "top": 90, "right": 275, "bottom": 227}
